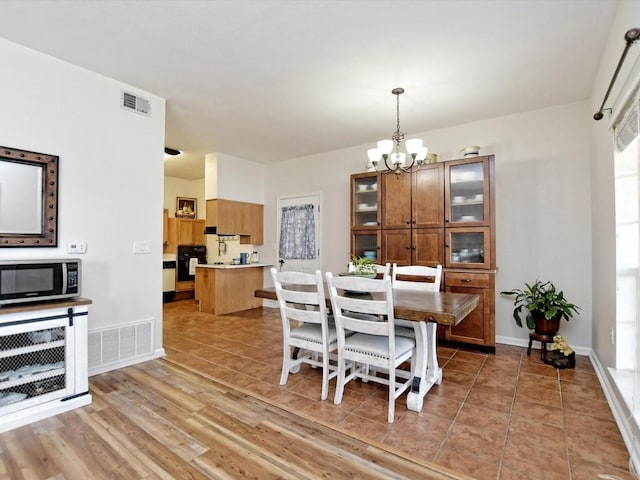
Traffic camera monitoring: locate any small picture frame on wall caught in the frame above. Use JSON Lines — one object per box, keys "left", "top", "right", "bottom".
{"left": 176, "top": 197, "right": 197, "bottom": 219}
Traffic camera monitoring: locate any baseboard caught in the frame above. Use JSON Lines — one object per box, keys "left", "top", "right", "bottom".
{"left": 495, "top": 335, "right": 591, "bottom": 356}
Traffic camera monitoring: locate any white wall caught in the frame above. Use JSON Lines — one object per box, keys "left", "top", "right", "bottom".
{"left": 0, "top": 39, "right": 166, "bottom": 362}
{"left": 264, "top": 100, "right": 593, "bottom": 351}
{"left": 164, "top": 176, "right": 205, "bottom": 219}
{"left": 204, "top": 152, "right": 265, "bottom": 203}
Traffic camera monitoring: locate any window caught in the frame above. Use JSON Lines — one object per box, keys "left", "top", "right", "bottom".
{"left": 614, "top": 90, "right": 640, "bottom": 414}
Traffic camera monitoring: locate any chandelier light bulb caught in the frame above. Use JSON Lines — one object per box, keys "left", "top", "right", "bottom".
{"left": 390, "top": 152, "right": 406, "bottom": 166}
{"left": 377, "top": 140, "right": 394, "bottom": 157}
{"left": 416, "top": 146, "right": 428, "bottom": 162}
{"left": 367, "top": 148, "right": 381, "bottom": 164}
{"left": 405, "top": 138, "right": 423, "bottom": 155}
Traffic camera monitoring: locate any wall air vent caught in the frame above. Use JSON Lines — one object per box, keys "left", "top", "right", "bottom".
{"left": 121, "top": 90, "right": 151, "bottom": 116}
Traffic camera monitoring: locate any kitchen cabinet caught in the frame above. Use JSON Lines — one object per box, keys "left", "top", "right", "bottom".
{"left": 0, "top": 299, "right": 92, "bottom": 433}
{"left": 382, "top": 163, "right": 444, "bottom": 230}
{"left": 381, "top": 228, "right": 444, "bottom": 267}
{"left": 165, "top": 218, "right": 205, "bottom": 253}
{"left": 444, "top": 271, "right": 495, "bottom": 348}
{"left": 351, "top": 172, "right": 380, "bottom": 229}
{"left": 195, "top": 264, "right": 265, "bottom": 315}
{"left": 445, "top": 156, "right": 492, "bottom": 227}
{"left": 350, "top": 154, "right": 496, "bottom": 350}
{"left": 351, "top": 229, "right": 381, "bottom": 263}
{"left": 206, "top": 199, "right": 263, "bottom": 245}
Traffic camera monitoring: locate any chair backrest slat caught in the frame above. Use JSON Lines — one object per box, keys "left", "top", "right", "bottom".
{"left": 392, "top": 264, "right": 442, "bottom": 292}
{"left": 271, "top": 268, "right": 328, "bottom": 331}
{"left": 326, "top": 273, "right": 395, "bottom": 337}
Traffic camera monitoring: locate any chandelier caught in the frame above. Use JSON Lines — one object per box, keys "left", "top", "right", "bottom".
{"left": 367, "top": 87, "right": 427, "bottom": 176}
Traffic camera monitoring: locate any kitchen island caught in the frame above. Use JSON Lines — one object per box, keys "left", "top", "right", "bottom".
{"left": 195, "top": 263, "right": 270, "bottom": 315}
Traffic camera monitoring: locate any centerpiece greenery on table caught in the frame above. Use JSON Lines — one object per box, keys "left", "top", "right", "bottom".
{"left": 349, "top": 255, "right": 378, "bottom": 276}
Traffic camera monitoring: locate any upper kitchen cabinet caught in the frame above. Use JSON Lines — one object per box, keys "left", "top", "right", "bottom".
{"left": 382, "top": 163, "right": 444, "bottom": 229}
{"left": 445, "top": 156, "right": 493, "bottom": 227}
{"left": 206, "top": 199, "right": 263, "bottom": 245}
{"left": 165, "top": 218, "right": 205, "bottom": 251}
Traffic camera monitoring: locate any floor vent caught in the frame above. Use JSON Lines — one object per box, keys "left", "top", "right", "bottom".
{"left": 121, "top": 90, "right": 151, "bottom": 116}
{"left": 88, "top": 320, "right": 153, "bottom": 373}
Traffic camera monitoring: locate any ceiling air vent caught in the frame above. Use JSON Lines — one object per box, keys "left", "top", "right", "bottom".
{"left": 121, "top": 90, "right": 151, "bottom": 116}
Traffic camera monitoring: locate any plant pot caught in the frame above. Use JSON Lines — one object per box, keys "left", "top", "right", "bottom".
{"left": 533, "top": 313, "right": 561, "bottom": 336}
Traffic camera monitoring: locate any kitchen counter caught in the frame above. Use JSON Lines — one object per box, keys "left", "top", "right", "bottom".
{"left": 195, "top": 263, "right": 269, "bottom": 315}
{"left": 196, "top": 263, "right": 271, "bottom": 270}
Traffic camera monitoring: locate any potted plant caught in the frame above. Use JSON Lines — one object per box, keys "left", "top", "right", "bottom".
{"left": 500, "top": 280, "right": 580, "bottom": 335}
{"left": 345, "top": 255, "right": 377, "bottom": 277}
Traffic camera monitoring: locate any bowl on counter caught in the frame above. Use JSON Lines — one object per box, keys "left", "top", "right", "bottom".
{"left": 231, "top": 258, "right": 241, "bottom": 265}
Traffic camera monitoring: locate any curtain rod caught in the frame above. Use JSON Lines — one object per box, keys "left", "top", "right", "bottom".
{"left": 594, "top": 28, "right": 640, "bottom": 120}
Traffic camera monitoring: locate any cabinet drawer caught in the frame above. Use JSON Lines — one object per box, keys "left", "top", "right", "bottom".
{"left": 176, "top": 280, "right": 194, "bottom": 292}
{"left": 445, "top": 272, "right": 490, "bottom": 288}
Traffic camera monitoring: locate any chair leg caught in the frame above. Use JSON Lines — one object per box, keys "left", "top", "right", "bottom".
{"left": 388, "top": 367, "right": 395, "bottom": 423}
{"left": 321, "top": 350, "right": 329, "bottom": 400}
{"left": 280, "top": 351, "right": 290, "bottom": 386}
{"left": 334, "top": 357, "right": 345, "bottom": 405}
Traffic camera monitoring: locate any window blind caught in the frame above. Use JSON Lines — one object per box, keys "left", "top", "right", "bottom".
{"left": 615, "top": 90, "right": 640, "bottom": 152}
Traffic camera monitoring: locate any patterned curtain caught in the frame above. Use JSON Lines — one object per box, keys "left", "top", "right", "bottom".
{"left": 279, "top": 204, "right": 316, "bottom": 259}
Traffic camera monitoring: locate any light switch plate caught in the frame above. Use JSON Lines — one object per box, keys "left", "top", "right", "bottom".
{"left": 133, "top": 240, "right": 151, "bottom": 254}
{"left": 67, "top": 241, "right": 87, "bottom": 254}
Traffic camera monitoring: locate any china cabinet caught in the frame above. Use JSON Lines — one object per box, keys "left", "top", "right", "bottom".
{"left": 350, "top": 154, "right": 496, "bottom": 350}
{"left": 351, "top": 173, "right": 381, "bottom": 229}
{"left": 350, "top": 173, "right": 381, "bottom": 261}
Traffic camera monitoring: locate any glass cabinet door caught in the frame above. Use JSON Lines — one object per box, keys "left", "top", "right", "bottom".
{"left": 351, "top": 230, "right": 381, "bottom": 263}
{"left": 445, "top": 227, "right": 491, "bottom": 269}
{"left": 352, "top": 173, "right": 380, "bottom": 228}
{"left": 445, "top": 157, "right": 490, "bottom": 226}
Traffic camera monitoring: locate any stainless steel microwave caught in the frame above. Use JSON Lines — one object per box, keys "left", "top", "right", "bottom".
{"left": 0, "top": 259, "right": 81, "bottom": 306}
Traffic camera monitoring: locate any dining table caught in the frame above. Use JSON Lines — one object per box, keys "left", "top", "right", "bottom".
{"left": 254, "top": 285, "right": 480, "bottom": 412}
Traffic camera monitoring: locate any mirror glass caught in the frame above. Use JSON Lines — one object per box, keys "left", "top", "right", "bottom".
{"left": 0, "top": 146, "right": 58, "bottom": 247}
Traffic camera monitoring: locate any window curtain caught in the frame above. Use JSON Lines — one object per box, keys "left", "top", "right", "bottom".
{"left": 279, "top": 204, "right": 316, "bottom": 259}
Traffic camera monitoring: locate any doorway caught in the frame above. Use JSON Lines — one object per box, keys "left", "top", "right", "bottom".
{"left": 276, "top": 193, "right": 322, "bottom": 273}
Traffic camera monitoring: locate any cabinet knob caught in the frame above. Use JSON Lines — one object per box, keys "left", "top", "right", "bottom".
{"left": 461, "top": 279, "right": 471, "bottom": 282}
{"left": 444, "top": 244, "right": 449, "bottom": 248}
{"left": 445, "top": 218, "right": 450, "bottom": 223}
{"left": 406, "top": 220, "right": 411, "bottom": 225}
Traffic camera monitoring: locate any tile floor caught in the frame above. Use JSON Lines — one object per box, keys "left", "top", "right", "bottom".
{"left": 163, "top": 299, "right": 635, "bottom": 480}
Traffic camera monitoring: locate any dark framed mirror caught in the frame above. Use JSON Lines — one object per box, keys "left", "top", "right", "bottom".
{"left": 0, "top": 146, "right": 58, "bottom": 247}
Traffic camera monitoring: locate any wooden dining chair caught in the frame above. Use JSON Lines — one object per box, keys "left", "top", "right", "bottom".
{"left": 392, "top": 264, "right": 443, "bottom": 337}
{"left": 271, "top": 267, "right": 337, "bottom": 400}
{"left": 325, "top": 272, "right": 416, "bottom": 423}
{"left": 347, "top": 262, "right": 391, "bottom": 279}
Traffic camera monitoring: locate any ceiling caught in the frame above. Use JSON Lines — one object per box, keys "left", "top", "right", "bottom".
{"left": 0, "top": 0, "right": 618, "bottom": 179}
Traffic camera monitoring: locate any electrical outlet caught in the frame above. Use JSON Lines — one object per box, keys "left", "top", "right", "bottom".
{"left": 611, "top": 327, "right": 615, "bottom": 345}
